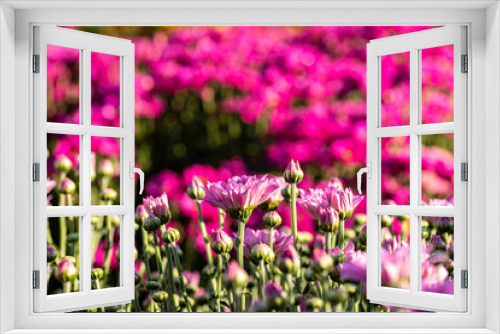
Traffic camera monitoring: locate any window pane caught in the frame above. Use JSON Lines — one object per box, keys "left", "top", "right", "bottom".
{"left": 380, "top": 215, "right": 410, "bottom": 290}
{"left": 91, "top": 52, "right": 121, "bottom": 127}
{"left": 91, "top": 215, "right": 122, "bottom": 290}
{"left": 421, "top": 216, "right": 454, "bottom": 295}
{"left": 91, "top": 137, "right": 120, "bottom": 205}
{"left": 47, "top": 216, "right": 80, "bottom": 295}
{"left": 47, "top": 134, "right": 80, "bottom": 206}
{"left": 47, "top": 45, "right": 80, "bottom": 124}
{"left": 381, "top": 52, "right": 410, "bottom": 127}
{"left": 381, "top": 136, "right": 410, "bottom": 205}
{"left": 421, "top": 133, "right": 454, "bottom": 205}
{"left": 421, "top": 45, "right": 454, "bottom": 124}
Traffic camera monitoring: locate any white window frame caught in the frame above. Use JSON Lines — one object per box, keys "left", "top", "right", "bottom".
{"left": 33, "top": 25, "right": 136, "bottom": 312}
{"left": 0, "top": 2, "right": 499, "bottom": 334}
{"left": 366, "top": 26, "right": 467, "bottom": 312}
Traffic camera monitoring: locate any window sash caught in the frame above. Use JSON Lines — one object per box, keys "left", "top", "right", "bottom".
{"left": 33, "top": 25, "right": 136, "bottom": 313}
{"left": 366, "top": 26, "right": 468, "bottom": 312}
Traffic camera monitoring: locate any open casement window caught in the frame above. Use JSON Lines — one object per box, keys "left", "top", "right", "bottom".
{"left": 33, "top": 26, "right": 136, "bottom": 312}
{"left": 365, "top": 26, "right": 467, "bottom": 312}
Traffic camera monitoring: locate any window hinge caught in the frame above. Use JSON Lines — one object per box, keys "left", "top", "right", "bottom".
{"left": 461, "top": 270, "right": 468, "bottom": 289}
{"left": 461, "top": 54, "right": 468, "bottom": 73}
{"left": 33, "top": 270, "right": 40, "bottom": 289}
{"left": 33, "top": 163, "right": 40, "bottom": 182}
{"left": 33, "top": 54, "right": 40, "bottom": 73}
{"left": 461, "top": 162, "right": 468, "bottom": 181}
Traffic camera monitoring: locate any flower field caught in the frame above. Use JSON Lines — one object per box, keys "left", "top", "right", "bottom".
{"left": 45, "top": 26, "right": 455, "bottom": 312}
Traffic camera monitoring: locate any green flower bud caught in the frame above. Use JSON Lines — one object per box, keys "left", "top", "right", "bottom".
{"left": 91, "top": 268, "right": 104, "bottom": 280}
{"left": 135, "top": 272, "right": 141, "bottom": 286}
{"left": 263, "top": 211, "right": 282, "bottom": 229}
{"left": 67, "top": 233, "right": 79, "bottom": 244}
{"left": 162, "top": 227, "right": 180, "bottom": 244}
{"left": 100, "top": 188, "right": 117, "bottom": 202}
{"left": 47, "top": 245, "right": 57, "bottom": 262}
{"left": 281, "top": 184, "right": 298, "bottom": 204}
{"left": 145, "top": 281, "right": 161, "bottom": 291}
{"left": 223, "top": 261, "right": 248, "bottom": 289}
{"left": 152, "top": 291, "right": 168, "bottom": 303}
{"left": 55, "top": 257, "right": 77, "bottom": 282}
{"left": 57, "top": 178, "right": 76, "bottom": 195}
{"left": 91, "top": 216, "right": 100, "bottom": 225}
{"left": 306, "top": 297, "right": 324, "bottom": 310}
{"left": 110, "top": 215, "right": 120, "bottom": 226}
{"left": 381, "top": 215, "right": 393, "bottom": 227}
{"left": 325, "top": 289, "right": 349, "bottom": 305}
{"left": 284, "top": 160, "right": 304, "bottom": 184}
{"left": 210, "top": 229, "right": 233, "bottom": 255}
{"left": 143, "top": 216, "right": 162, "bottom": 232}
{"left": 298, "top": 231, "right": 314, "bottom": 244}
{"left": 187, "top": 176, "right": 205, "bottom": 200}
{"left": 304, "top": 268, "right": 321, "bottom": 282}
{"left": 54, "top": 155, "right": 73, "bottom": 173}
{"left": 98, "top": 159, "right": 115, "bottom": 177}
{"left": 251, "top": 243, "right": 273, "bottom": 263}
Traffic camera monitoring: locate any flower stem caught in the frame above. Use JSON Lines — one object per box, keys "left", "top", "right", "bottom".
{"left": 338, "top": 219, "right": 345, "bottom": 251}
{"left": 258, "top": 260, "right": 266, "bottom": 299}
{"left": 140, "top": 228, "right": 152, "bottom": 281}
{"left": 290, "top": 183, "right": 298, "bottom": 249}
{"left": 216, "top": 255, "right": 223, "bottom": 312}
{"left": 268, "top": 227, "right": 274, "bottom": 250}
{"left": 325, "top": 232, "right": 332, "bottom": 252}
{"left": 218, "top": 208, "right": 225, "bottom": 230}
{"left": 103, "top": 217, "right": 115, "bottom": 279}
{"left": 286, "top": 274, "right": 296, "bottom": 312}
{"left": 152, "top": 232, "right": 164, "bottom": 286}
{"left": 133, "top": 286, "right": 141, "bottom": 312}
{"left": 59, "top": 215, "right": 67, "bottom": 258}
{"left": 165, "top": 243, "right": 178, "bottom": 312}
{"left": 172, "top": 245, "right": 192, "bottom": 312}
{"left": 63, "top": 281, "right": 72, "bottom": 294}
{"left": 237, "top": 220, "right": 245, "bottom": 268}
{"left": 196, "top": 200, "right": 214, "bottom": 269}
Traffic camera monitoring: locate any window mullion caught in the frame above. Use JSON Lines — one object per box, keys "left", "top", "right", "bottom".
{"left": 81, "top": 47, "right": 92, "bottom": 294}
{"left": 409, "top": 47, "right": 420, "bottom": 295}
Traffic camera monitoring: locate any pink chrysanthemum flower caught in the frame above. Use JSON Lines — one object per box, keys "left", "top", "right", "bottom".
{"left": 143, "top": 193, "right": 171, "bottom": 224}
{"left": 324, "top": 187, "right": 364, "bottom": 220}
{"left": 297, "top": 188, "right": 327, "bottom": 222}
{"left": 201, "top": 175, "right": 280, "bottom": 221}
{"left": 258, "top": 176, "right": 287, "bottom": 212}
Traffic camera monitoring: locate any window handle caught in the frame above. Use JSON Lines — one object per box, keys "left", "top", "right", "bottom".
{"left": 129, "top": 162, "right": 144, "bottom": 195}
{"left": 357, "top": 162, "right": 371, "bottom": 195}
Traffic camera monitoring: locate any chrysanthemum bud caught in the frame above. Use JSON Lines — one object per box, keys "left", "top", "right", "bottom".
{"left": 251, "top": 243, "right": 273, "bottom": 263}
{"left": 54, "top": 155, "right": 73, "bottom": 173}
{"left": 98, "top": 159, "right": 115, "bottom": 177}
{"left": 143, "top": 194, "right": 171, "bottom": 225}
{"left": 187, "top": 176, "right": 205, "bottom": 200}
{"left": 318, "top": 207, "right": 339, "bottom": 233}
{"left": 306, "top": 297, "right": 324, "bottom": 310}
{"left": 264, "top": 282, "right": 287, "bottom": 310}
{"left": 109, "top": 215, "right": 120, "bottom": 227}
{"left": 162, "top": 227, "right": 180, "bottom": 244}
{"left": 152, "top": 291, "right": 168, "bottom": 303}
{"left": 143, "top": 216, "right": 162, "bottom": 232}
{"left": 57, "top": 178, "right": 76, "bottom": 195}
{"left": 304, "top": 267, "right": 321, "bottom": 282}
{"left": 47, "top": 245, "right": 57, "bottom": 262}
{"left": 100, "top": 188, "right": 117, "bottom": 202}
{"left": 135, "top": 205, "right": 149, "bottom": 225}
{"left": 284, "top": 160, "right": 304, "bottom": 184}
{"left": 145, "top": 281, "right": 161, "bottom": 291}
{"left": 325, "top": 289, "right": 349, "bottom": 305}
{"left": 358, "top": 225, "right": 367, "bottom": 245}
{"left": 91, "top": 216, "right": 100, "bottom": 225}
{"left": 135, "top": 272, "right": 141, "bottom": 286}
{"left": 67, "top": 233, "right": 79, "bottom": 244}
{"left": 91, "top": 268, "right": 104, "bottom": 280}
{"left": 55, "top": 257, "right": 77, "bottom": 282}
{"left": 381, "top": 215, "right": 393, "bottom": 227}
{"left": 353, "top": 214, "right": 367, "bottom": 228}
{"left": 223, "top": 261, "right": 248, "bottom": 289}
{"left": 298, "top": 231, "right": 314, "bottom": 244}
{"left": 277, "top": 244, "right": 300, "bottom": 275}
{"left": 311, "top": 248, "right": 333, "bottom": 273}
{"left": 210, "top": 229, "right": 233, "bottom": 254}
{"left": 281, "top": 184, "right": 299, "bottom": 204}
{"left": 262, "top": 211, "right": 282, "bottom": 229}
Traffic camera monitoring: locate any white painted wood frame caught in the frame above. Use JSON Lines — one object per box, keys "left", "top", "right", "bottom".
{"left": 366, "top": 26, "right": 467, "bottom": 312}
{"left": 32, "top": 26, "right": 136, "bottom": 312}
